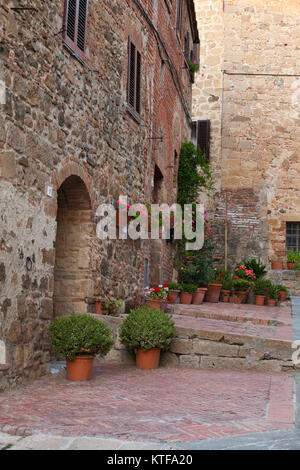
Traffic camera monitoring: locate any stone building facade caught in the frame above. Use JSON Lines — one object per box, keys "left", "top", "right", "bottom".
{"left": 193, "top": 0, "right": 300, "bottom": 275}
{"left": 0, "top": 0, "right": 199, "bottom": 390}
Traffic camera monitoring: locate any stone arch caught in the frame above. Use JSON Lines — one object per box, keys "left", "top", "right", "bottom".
{"left": 53, "top": 174, "right": 94, "bottom": 318}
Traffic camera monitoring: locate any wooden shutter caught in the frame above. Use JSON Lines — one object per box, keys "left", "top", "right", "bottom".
{"left": 184, "top": 32, "right": 190, "bottom": 63}
{"left": 127, "top": 38, "right": 141, "bottom": 115}
{"left": 193, "top": 41, "right": 200, "bottom": 64}
{"left": 63, "top": 0, "right": 89, "bottom": 60}
{"left": 176, "top": 0, "right": 182, "bottom": 37}
{"left": 197, "top": 120, "right": 211, "bottom": 160}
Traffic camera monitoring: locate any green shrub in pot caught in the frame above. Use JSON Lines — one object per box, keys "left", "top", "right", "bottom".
{"left": 49, "top": 314, "right": 114, "bottom": 361}
{"left": 119, "top": 307, "right": 176, "bottom": 353}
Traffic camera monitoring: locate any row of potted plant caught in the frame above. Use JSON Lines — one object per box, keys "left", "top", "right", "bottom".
{"left": 49, "top": 307, "right": 177, "bottom": 381}
{"left": 272, "top": 251, "right": 300, "bottom": 271}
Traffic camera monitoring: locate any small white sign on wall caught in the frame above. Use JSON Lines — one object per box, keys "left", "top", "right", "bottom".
{"left": 0, "top": 340, "right": 6, "bottom": 364}
{"left": 0, "top": 80, "right": 5, "bottom": 105}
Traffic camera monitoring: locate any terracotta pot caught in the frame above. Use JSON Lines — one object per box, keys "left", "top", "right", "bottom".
{"left": 204, "top": 283, "right": 222, "bottom": 303}
{"left": 222, "top": 296, "right": 230, "bottom": 303}
{"left": 255, "top": 295, "right": 266, "bottom": 306}
{"left": 267, "top": 298, "right": 277, "bottom": 307}
{"left": 221, "top": 289, "right": 231, "bottom": 301}
{"left": 271, "top": 261, "right": 283, "bottom": 270}
{"left": 180, "top": 292, "right": 193, "bottom": 304}
{"left": 145, "top": 299, "right": 165, "bottom": 310}
{"left": 279, "top": 291, "right": 288, "bottom": 302}
{"left": 235, "top": 290, "right": 249, "bottom": 304}
{"left": 169, "top": 290, "right": 180, "bottom": 304}
{"left": 95, "top": 301, "right": 102, "bottom": 315}
{"left": 136, "top": 348, "right": 160, "bottom": 370}
{"left": 192, "top": 288, "right": 207, "bottom": 305}
{"left": 66, "top": 355, "right": 94, "bottom": 381}
{"left": 229, "top": 296, "right": 242, "bottom": 304}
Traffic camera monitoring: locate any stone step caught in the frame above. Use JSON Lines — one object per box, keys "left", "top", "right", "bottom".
{"left": 97, "top": 306, "right": 298, "bottom": 373}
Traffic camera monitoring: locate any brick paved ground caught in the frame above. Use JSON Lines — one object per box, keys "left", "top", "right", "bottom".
{"left": 0, "top": 364, "right": 294, "bottom": 443}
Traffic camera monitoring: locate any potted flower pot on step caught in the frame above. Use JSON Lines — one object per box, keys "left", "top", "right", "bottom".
{"left": 271, "top": 261, "right": 283, "bottom": 270}
{"left": 119, "top": 306, "right": 176, "bottom": 370}
{"left": 167, "top": 282, "right": 181, "bottom": 304}
{"left": 192, "top": 287, "right": 208, "bottom": 305}
{"left": 49, "top": 314, "right": 114, "bottom": 381}
{"left": 277, "top": 285, "right": 288, "bottom": 302}
{"left": 266, "top": 284, "right": 279, "bottom": 307}
{"left": 144, "top": 286, "right": 168, "bottom": 311}
{"left": 233, "top": 279, "right": 252, "bottom": 304}
{"left": 180, "top": 284, "right": 198, "bottom": 304}
{"left": 222, "top": 293, "right": 230, "bottom": 303}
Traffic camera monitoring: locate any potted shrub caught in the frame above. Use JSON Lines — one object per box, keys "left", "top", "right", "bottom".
{"left": 242, "top": 258, "right": 267, "bottom": 279}
{"left": 277, "top": 284, "right": 288, "bottom": 302}
{"left": 254, "top": 279, "right": 270, "bottom": 306}
{"left": 119, "top": 306, "right": 176, "bottom": 370}
{"left": 229, "top": 295, "right": 242, "bottom": 304}
{"left": 267, "top": 284, "right": 279, "bottom": 307}
{"left": 180, "top": 284, "right": 198, "bottom": 304}
{"left": 233, "top": 279, "right": 252, "bottom": 303}
{"left": 94, "top": 296, "right": 122, "bottom": 316}
{"left": 204, "top": 269, "right": 223, "bottom": 303}
{"left": 167, "top": 282, "right": 181, "bottom": 304}
{"left": 220, "top": 273, "right": 233, "bottom": 300}
{"left": 144, "top": 286, "right": 168, "bottom": 310}
{"left": 192, "top": 286, "right": 208, "bottom": 305}
{"left": 49, "top": 314, "right": 114, "bottom": 381}
{"left": 287, "top": 251, "right": 297, "bottom": 270}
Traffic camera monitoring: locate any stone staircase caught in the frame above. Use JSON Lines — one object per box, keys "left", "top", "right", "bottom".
{"left": 99, "top": 301, "right": 299, "bottom": 373}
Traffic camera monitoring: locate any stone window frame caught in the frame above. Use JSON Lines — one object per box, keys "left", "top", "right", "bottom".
{"left": 126, "top": 36, "right": 142, "bottom": 121}
{"left": 63, "top": 0, "right": 89, "bottom": 62}
{"left": 286, "top": 222, "right": 300, "bottom": 252}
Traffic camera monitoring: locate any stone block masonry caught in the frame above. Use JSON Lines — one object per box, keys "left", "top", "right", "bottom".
{"left": 97, "top": 313, "right": 298, "bottom": 373}
{"left": 193, "top": 0, "right": 300, "bottom": 269}
{"left": 0, "top": 0, "right": 198, "bottom": 390}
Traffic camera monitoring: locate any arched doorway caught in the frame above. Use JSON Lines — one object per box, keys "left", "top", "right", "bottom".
{"left": 53, "top": 175, "right": 93, "bottom": 318}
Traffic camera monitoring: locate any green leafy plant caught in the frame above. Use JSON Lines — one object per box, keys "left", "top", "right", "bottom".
{"left": 49, "top": 314, "right": 114, "bottom": 361}
{"left": 179, "top": 283, "right": 198, "bottom": 293}
{"left": 242, "top": 259, "right": 267, "bottom": 279}
{"left": 188, "top": 59, "right": 200, "bottom": 73}
{"left": 254, "top": 279, "right": 272, "bottom": 296}
{"left": 221, "top": 276, "right": 233, "bottom": 290}
{"left": 98, "top": 296, "right": 122, "bottom": 316}
{"left": 168, "top": 282, "right": 181, "bottom": 291}
{"left": 233, "top": 279, "right": 252, "bottom": 292}
{"left": 277, "top": 284, "right": 288, "bottom": 293}
{"left": 287, "top": 251, "right": 298, "bottom": 263}
{"left": 119, "top": 307, "right": 176, "bottom": 353}
{"left": 268, "top": 284, "right": 279, "bottom": 300}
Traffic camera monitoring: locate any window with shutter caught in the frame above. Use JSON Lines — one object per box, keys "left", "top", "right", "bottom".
{"left": 63, "top": 0, "right": 89, "bottom": 60}
{"left": 127, "top": 37, "right": 142, "bottom": 116}
{"left": 176, "top": 0, "right": 182, "bottom": 38}
{"left": 197, "top": 120, "right": 211, "bottom": 160}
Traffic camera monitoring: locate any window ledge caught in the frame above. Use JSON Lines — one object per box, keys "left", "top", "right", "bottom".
{"left": 125, "top": 103, "right": 141, "bottom": 125}
{"left": 62, "top": 41, "right": 88, "bottom": 67}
